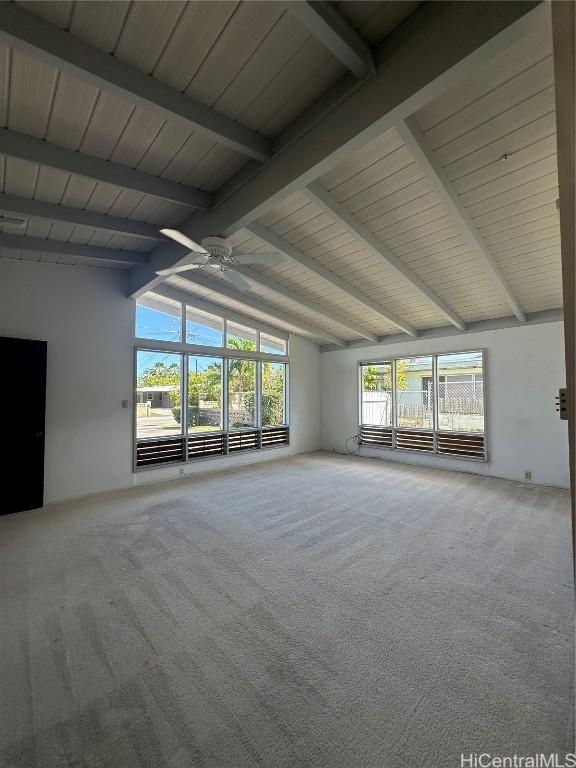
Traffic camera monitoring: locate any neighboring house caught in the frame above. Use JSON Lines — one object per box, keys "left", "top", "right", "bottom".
{"left": 136, "top": 386, "right": 178, "bottom": 409}
{"left": 403, "top": 353, "right": 484, "bottom": 403}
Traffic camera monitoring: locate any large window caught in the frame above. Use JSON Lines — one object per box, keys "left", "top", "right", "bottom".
{"left": 134, "top": 295, "right": 289, "bottom": 469}
{"left": 359, "top": 350, "right": 486, "bottom": 460}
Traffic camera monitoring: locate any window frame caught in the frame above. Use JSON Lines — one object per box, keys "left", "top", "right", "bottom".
{"left": 135, "top": 295, "right": 183, "bottom": 343}
{"left": 227, "top": 357, "right": 258, "bottom": 431}
{"left": 359, "top": 360, "right": 393, "bottom": 429}
{"left": 394, "top": 355, "right": 435, "bottom": 431}
{"left": 260, "top": 361, "right": 288, "bottom": 428}
{"left": 358, "top": 349, "right": 487, "bottom": 461}
{"left": 135, "top": 349, "right": 184, "bottom": 441}
{"left": 133, "top": 297, "right": 290, "bottom": 471}
{"left": 135, "top": 297, "right": 288, "bottom": 357}
{"left": 186, "top": 354, "right": 225, "bottom": 435}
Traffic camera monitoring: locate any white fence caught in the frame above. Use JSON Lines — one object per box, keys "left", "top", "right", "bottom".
{"left": 362, "top": 392, "right": 392, "bottom": 426}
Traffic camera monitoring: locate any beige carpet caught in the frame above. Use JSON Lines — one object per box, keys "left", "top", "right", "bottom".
{"left": 0, "top": 451, "right": 573, "bottom": 767}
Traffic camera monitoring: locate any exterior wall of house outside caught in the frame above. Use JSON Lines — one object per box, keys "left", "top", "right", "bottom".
{"left": 0, "top": 260, "right": 321, "bottom": 504}
{"left": 321, "top": 322, "right": 570, "bottom": 488}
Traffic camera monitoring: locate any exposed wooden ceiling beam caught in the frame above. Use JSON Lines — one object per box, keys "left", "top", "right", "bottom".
{"left": 306, "top": 181, "right": 466, "bottom": 331}
{"left": 0, "top": 233, "right": 148, "bottom": 265}
{"left": 0, "top": 3, "right": 271, "bottom": 162}
{"left": 128, "top": 1, "right": 543, "bottom": 296}
{"left": 286, "top": 1, "right": 374, "bottom": 78}
{"left": 319, "top": 308, "right": 564, "bottom": 353}
{"left": 0, "top": 192, "right": 162, "bottom": 242}
{"left": 175, "top": 271, "right": 346, "bottom": 346}
{"left": 396, "top": 117, "right": 526, "bottom": 323}
{"left": 0, "top": 130, "right": 211, "bottom": 210}
{"left": 151, "top": 284, "right": 289, "bottom": 343}
{"left": 230, "top": 263, "right": 378, "bottom": 342}
{"left": 246, "top": 222, "right": 417, "bottom": 337}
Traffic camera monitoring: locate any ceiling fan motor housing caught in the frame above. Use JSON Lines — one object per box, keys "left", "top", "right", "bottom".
{"left": 201, "top": 236, "right": 233, "bottom": 260}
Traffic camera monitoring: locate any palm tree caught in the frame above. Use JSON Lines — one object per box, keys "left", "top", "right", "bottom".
{"left": 227, "top": 337, "right": 256, "bottom": 426}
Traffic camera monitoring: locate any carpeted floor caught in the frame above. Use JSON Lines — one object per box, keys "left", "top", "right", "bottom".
{"left": 0, "top": 451, "right": 573, "bottom": 767}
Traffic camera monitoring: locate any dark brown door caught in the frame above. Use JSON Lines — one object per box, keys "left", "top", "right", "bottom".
{"left": 0, "top": 337, "right": 47, "bottom": 514}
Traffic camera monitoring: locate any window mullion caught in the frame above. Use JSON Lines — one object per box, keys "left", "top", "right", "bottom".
{"left": 223, "top": 357, "right": 229, "bottom": 452}
{"left": 358, "top": 363, "right": 363, "bottom": 428}
{"left": 182, "top": 355, "right": 188, "bottom": 466}
{"left": 284, "top": 364, "right": 289, "bottom": 427}
{"left": 391, "top": 358, "right": 397, "bottom": 449}
{"left": 432, "top": 354, "right": 438, "bottom": 453}
{"left": 256, "top": 360, "right": 262, "bottom": 433}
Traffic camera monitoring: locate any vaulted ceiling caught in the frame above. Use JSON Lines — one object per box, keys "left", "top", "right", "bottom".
{"left": 0, "top": 1, "right": 560, "bottom": 348}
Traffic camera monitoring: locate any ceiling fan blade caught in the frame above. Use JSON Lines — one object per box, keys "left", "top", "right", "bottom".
{"left": 234, "top": 252, "right": 284, "bottom": 265}
{"left": 160, "top": 228, "right": 208, "bottom": 253}
{"left": 215, "top": 266, "right": 252, "bottom": 291}
{"left": 156, "top": 253, "right": 207, "bottom": 276}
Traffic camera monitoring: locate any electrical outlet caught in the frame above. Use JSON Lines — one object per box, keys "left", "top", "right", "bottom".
{"left": 524, "top": 471, "right": 532, "bottom": 481}
{"left": 179, "top": 467, "right": 184, "bottom": 476}
{"left": 121, "top": 399, "right": 128, "bottom": 409}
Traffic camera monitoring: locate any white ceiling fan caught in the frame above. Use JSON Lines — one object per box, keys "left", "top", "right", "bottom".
{"left": 156, "top": 228, "right": 284, "bottom": 291}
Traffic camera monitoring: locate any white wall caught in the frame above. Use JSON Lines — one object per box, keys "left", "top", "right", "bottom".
{"left": 320, "top": 322, "right": 570, "bottom": 488}
{"left": 0, "top": 260, "right": 321, "bottom": 504}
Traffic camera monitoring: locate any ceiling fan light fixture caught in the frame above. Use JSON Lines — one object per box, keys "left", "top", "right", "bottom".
{"left": 201, "top": 236, "right": 232, "bottom": 260}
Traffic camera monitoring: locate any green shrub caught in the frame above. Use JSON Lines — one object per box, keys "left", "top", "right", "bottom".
{"left": 172, "top": 405, "right": 200, "bottom": 428}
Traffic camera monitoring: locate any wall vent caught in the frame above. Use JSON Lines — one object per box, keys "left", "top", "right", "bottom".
{"left": 437, "top": 432, "right": 485, "bottom": 459}
{"left": 136, "top": 436, "right": 186, "bottom": 467}
{"left": 359, "top": 425, "right": 393, "bottom": 447}
{"left": 395, "top": 429, "right": 435, "bottom": 452}
{"left": 187, "top": 432, "right": 226, "bottom": 460}
{"left": 261, "top": 426, "right": 289, "bottom": 448}
{"left": 228, "top": 429, "right": 260, "bottom": 453}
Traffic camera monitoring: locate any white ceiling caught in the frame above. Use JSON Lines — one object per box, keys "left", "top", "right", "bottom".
{"left": 0, "top": 1, "right": 562, "bottom": 347}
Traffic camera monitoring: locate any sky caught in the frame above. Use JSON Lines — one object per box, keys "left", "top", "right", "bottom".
{"left": 135, "top": 303, "right": 286, "bottom": 379}
{"left": 136, "top": 304, "right": 222, "bottom": 346}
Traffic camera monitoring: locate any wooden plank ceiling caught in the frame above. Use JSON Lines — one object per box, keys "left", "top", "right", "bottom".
{"left": 0, "top": 1, "right": 561, "bottom": 345}
{"left": 227, "top": 14, "right": 561, "bottom": 341}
